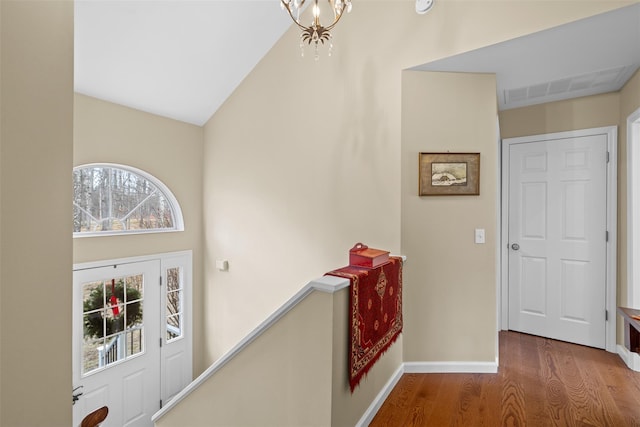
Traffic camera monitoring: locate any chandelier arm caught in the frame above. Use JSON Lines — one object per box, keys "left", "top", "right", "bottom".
{"left": 323, "top": 5, "right": 347, "bottom": 31}
{"left": 328, "top": 0, "right": 337, "bottom": 20}
{"left": 280, "top": 1, "right": 310, "bottom": 31}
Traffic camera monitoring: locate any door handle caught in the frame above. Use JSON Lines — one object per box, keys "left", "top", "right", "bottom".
{"left": 511, "top": 243, "right": 520, "bottom": 251}
{"left": 72, "top": 386, "right": 83, "bottom": 405}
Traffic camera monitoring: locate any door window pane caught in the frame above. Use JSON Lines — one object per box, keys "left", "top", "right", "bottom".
{"left": 166, "top": 267, "right": 183, "bottom": 342}
{"left": 81, "top": 274, "right": 145, "bottom": 376}
{"left": 126, "top": 328, "right": 144, "bottom": 357}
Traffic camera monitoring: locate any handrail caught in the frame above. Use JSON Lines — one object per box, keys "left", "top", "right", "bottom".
{"left": 151, "top": 274, "right": 351, "bottom": 422}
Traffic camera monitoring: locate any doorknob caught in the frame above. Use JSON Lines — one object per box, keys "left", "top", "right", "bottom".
{"left": 72, "top": 386, "right": 83, "bottom": 405}
{"left": 511, "top": 243, "right": 520, "bottom": 251}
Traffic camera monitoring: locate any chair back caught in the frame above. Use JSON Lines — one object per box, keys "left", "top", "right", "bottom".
{"left": 80, "top": 406, "right": 109, "bottom": 427}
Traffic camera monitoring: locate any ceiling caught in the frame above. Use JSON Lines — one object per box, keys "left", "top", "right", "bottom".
{"left": 413, "top": 2, "right": 640, "bottom": 111}
{"left": 74, "top": 0, "right": 291, "bottom": 126}
{"left": 74, "top": 1, "right": 640, "bottom": 126}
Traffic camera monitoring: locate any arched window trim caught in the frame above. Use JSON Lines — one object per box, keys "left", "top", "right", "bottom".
{"left": 73, "top": 163, "right": 185, "bottom": 238}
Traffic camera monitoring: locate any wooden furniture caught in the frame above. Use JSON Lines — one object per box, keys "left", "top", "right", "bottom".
{"left": 617, "top": 306, "right": 640, "bottom": 354}
{"left": 80, "top": 406, "right": 108, "bottom": 427}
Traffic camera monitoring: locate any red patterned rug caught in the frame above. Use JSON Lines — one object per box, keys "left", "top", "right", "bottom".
{"left": 326, "top": 257, "right": 403, "bottom": 392}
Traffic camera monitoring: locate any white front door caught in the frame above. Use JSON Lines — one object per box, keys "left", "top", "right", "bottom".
{"left": 73, "top": 260, "right": 161, "bottom": 427}
{"left": 506, "top": 132, "right": 608, "bottom": 348}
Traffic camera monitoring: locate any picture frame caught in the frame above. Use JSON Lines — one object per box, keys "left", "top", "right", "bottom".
{"left": 419, "top": 152, "right": 480, "bottom": 196}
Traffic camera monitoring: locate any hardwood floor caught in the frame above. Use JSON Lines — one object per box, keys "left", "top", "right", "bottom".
{"left": 369, "top": 331, "right": 640, "bottom": 426}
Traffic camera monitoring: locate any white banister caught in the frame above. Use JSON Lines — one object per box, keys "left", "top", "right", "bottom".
{"left": 153, "top": 255, "right": 406, "bottom": 425}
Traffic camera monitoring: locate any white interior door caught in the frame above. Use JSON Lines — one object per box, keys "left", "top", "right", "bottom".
{"left": 507, "top": 133, "right": 608, "bottom": 348}
{"left": 73, "top": 260, "right": 161, "bottom": 427}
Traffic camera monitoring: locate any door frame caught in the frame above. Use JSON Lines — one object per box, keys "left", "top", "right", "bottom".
{"left": 627, "top": 107, "right": 640, "bottom": 308}
{"left": 73, "top": 250, "right": 193, "bottom": 419}
{"left": 72, "top": 258, "right": 162, "bottom": 427}
{"left": 500, "top": 126, "right": 617, "bottom": 352}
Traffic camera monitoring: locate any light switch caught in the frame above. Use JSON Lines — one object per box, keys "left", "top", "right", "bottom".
{"left": 475, "top": 228, "right": 485, "bottom": 244}
{"left": 216, "top": 259, "right": 229, "bottom": 271}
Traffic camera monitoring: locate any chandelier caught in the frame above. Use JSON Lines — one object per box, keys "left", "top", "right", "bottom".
{"left": 280, "top": 0, "right": 353, "bottom": 59}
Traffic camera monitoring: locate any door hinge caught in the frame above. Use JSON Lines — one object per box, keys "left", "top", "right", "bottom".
{"left": 160, "top": 399, "right": 163, "bottom": 409}
{"left": 605, "top": 310, "right": 609, "bottom": 321}
{"left": 606, "top": 151, "right": 610, "bottom": 163}
{"left": 160, "top": 276, "right": 163, "bottom": 287}
{"left": 160, "top": 338, "right": 163, "bottom": 348}
{"left": 606, "top": 231, "right": 609, "bottom": 242}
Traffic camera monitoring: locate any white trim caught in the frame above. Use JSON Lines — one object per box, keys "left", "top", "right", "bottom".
{"left": 152, "top": 274, "right": 351, "bottom": 423}
{"left": 500, "top": 126, "right": 618, "bottom": 353}
{"left": 495, "top": 116, "right": 502, "bottom": 369}
{"left": 73, "top": 250, "right": 192, "bottom": 271}
{"left": 627, "top": 108, "right": 640, "bottom": 308}
{"left": 355, "top": 364, "right": 405, "bottom": 427}
{"left": 74, "top": 227, "right": 182, "bottom": 238}
{"left": 607, "top": 127, "right": 619, "bottom": 353}
{"left": 73, "top": 162, "right": 184, "bottom": 237}
{"left": 617, "top": 344, "right": 640, "bottom": 372}
{"left": 355, "top": 357, "right": 498, "bottom": 426}
{"left": 500, "top": 134, "right": 510, "bottom": 330}
{"left": 403, "top": 360, "right": 499, "bottom": 374}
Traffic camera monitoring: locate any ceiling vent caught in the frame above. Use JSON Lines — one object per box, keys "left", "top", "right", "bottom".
{"left": 503, "top": 64, "right": 640, "bottom": 109}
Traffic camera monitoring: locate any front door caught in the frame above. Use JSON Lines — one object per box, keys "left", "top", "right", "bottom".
{"left": 506, "top": 132, "right": 608, "bottom": 348}
{"left": 73, "top": 260, "right": 161, "bottom": 427}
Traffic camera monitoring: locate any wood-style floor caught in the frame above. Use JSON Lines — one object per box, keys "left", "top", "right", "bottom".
{"left": 369, "top": 331, "right": 640, "bottom": 426}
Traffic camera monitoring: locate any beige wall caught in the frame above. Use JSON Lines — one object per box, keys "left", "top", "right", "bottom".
{"left": 202, "top": 0, "right": 629, "bottom": 366}
{"left": 402, "top": 71, "right": 499, "bottom": 361}
{"left": 0, "top": 1, "right": 632, "bottom": 426}
{"left": 499, "top": 69, "right": 640, "bottom": 345}
{"left": 330, "top": 287, "right": 402, "bottom": 426}
{"left": 157, "top": 290, "right": 336, "bottom": 427}
{"left": 499, "top": 92, "right": 621, "bottom": 139}
{"left": 73, "top": 94, "right": 206, "bottom": 373}
{"left": 156, "top": 286, "right": 403, "bottom": 427}
{"left": 1, "top": 1, "right": 74, "bottom": 425}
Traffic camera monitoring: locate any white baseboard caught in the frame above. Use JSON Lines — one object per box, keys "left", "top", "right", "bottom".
{"left": 617, "top": 344, "right": 640, "bottom": 372}
{"left": 404, "top": 360, "right": 499, "bottom": 374}
{"left": 355, "top": 360, "right": 499, "bottom": 426}
{"left": 355, "top": 364, "right": 404, "bottom": 427}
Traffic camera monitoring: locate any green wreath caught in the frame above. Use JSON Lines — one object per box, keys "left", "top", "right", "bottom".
{"left": 83, "top": 280, "right": 143, "bottom": 338}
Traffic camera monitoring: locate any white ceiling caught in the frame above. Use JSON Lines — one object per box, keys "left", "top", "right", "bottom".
{"left": 413, "top": 2, "right": 640, "bottom": 110}
{"left": 74, "top": 0, "right": 291, "bottom": 126}
{"left": 74, "top": 1, "right": 640, "bottom": 126}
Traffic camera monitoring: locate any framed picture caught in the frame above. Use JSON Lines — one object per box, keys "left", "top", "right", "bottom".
{"left": 419, "top": 152, "right": 480, "bottom": 196}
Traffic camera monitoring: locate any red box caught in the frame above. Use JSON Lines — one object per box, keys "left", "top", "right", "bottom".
{"left": 349, "top": 243, "right": 390, "bottom": 268}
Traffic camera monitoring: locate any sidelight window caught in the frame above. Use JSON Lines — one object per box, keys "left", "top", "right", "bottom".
{"left": 166, "top": 266, "right": 184, "bottom": 342}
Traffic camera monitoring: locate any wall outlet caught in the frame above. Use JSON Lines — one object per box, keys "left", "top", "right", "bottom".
{"left": 475, "top": 228, "right": 485, "bottom": 244}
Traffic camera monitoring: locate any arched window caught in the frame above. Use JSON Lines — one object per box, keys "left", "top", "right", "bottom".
{"left": 73, "top": 164, "right": 184, "bottom": 237}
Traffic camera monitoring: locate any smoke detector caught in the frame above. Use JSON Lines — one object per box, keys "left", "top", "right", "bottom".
{"left": 416, "top": 0, "right": 434, "bottom": 14}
